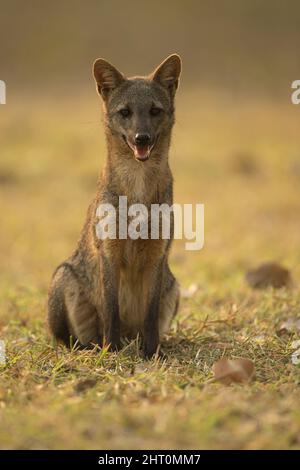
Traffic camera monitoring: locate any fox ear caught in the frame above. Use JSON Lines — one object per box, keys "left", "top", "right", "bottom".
{"left": 151, "top": 54, "right": 181, "bottom": 98}
{"left": 93, "top": 59, "right": 125, "bottom": 99}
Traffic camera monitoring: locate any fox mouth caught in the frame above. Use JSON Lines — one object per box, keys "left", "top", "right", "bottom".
{"left": 122, "top": 135, "right": 157, "bottom": 162}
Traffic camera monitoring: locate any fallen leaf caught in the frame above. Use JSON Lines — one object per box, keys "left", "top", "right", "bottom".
{"left": 245, "top": 262, "right": 292, "bottom": 289}
{"left": 277, "top": 318, "right": 300, "bottom": 335}
{"left": 212, "top": 357, "right": 255, "bottom": 385}
{"left": 74, "top": 378, "right": 98, "bottom": 394}
{"left": 181, "top": 283, "right": 199, "bottom": 299}
{"left": 231, "top": 151, "right": 260, "bottom": 176}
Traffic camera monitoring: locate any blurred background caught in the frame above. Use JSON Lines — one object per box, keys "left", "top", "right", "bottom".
{"left": 1, "top": 0, "right": 300, "bottom": 95}
{"left": 1, "top": 0, "right": 300, "bottom": 286}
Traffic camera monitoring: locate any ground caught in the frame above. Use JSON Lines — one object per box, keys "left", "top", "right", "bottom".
{"left": 0, "top": 89, "right": 300, "bottom": 449}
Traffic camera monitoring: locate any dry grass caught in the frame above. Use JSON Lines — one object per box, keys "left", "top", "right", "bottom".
{"left": 0, "top": 89, "right": 300, "bottom": 449}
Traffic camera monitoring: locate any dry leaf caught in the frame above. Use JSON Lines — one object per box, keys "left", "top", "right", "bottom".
{"left": 245, "top": 262, "right": 292, "bottom": 289}
{"left": 74, "top": 378, "right": 98, "bottom": 394}
{"left": 181, "top": 283, "right": 199, "bottom": 299}
{"left": 212, "top": 357, "right": 255, "bottom": 385}
{"left": 277, "top": 318, "right": 300, "bottom": 335}
{"left": 231, "top": 151, "right": 260, "bottom": 176}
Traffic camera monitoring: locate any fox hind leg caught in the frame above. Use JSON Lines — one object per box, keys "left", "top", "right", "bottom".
{"left": 48, "top": 281, "right": 73, "bottom": 347}
{"left": 48, "top": 265, "right": 101, "bottom": 348}
{"left": 158, "top": 266, "right": 180, "bottom": 340}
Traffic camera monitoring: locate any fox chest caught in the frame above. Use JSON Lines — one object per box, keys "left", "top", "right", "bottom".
{"left": 118, "top": 237, "right": 166, "bottom": 338}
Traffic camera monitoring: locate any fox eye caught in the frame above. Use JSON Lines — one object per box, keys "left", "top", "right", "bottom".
{"left": 150, "top": 106, "right": 162, "bottom": 116}
{"left": 119, "top": 108, "right": 131, "bottom": 118}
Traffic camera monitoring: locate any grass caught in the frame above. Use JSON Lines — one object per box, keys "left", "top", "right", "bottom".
{"left": 0, "top": 89, "right": 300, "bottom": 449}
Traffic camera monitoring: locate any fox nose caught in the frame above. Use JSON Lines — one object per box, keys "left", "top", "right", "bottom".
{"left": 135, "top": 133, "right": 151, "bottom": 146}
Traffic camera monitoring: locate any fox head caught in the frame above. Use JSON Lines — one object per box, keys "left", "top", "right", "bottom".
{"left": 93, "top": 54, "right": 181, "bottom": 163}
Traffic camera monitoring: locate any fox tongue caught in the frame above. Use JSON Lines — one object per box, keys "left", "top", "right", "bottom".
{"left": 134, "top": 145, "right": 150, "bottom": 161}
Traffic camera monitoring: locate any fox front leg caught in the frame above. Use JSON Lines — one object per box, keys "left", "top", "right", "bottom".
{"left": 143, "top": 261, "right": 164, "bottom": 359}
{"left": 101, "top": 255, "right": 120, "bottom": 351}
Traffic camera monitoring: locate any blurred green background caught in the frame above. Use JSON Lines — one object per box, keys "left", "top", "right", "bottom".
{"left": 1, "top": 0, "right": 300, "bottom": 281}
{"left": 1, "top": 0, "right": 300, "bottom": 96}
